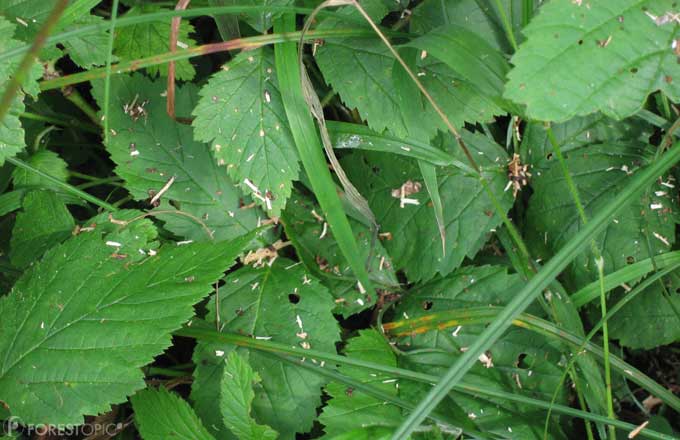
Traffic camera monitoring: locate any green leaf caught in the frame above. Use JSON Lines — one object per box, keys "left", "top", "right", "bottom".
{"left": 525, "top": 142, "right": 679, "bottom": 289}
{"left": 131, "top": 387, "right": 216, "bottom": 440}
{"left": 0, "top": 16, "right": 41, "bottom": 165}
{"left": 405, "top": 23, "right": 512, "bottom": 112}
{"left": 342, "top": 131, "right": 512, "bottom": 282}
{"left": 12, "top": 149, "right": 68, "bottom": 188}
{"left": 281, "top": 191, "right": 398, "bottom": 316}
{"left": 391, "top": 266, "right": 569, "bottom": 439}
{"left": 608, "top": 278, "right": 680, "bottom": 348}
{"left": 520, "top": 114, "right": 651, "bottom": 172}
{"left": 114, "top": 5, "right": 196, "bottom": 80}
{"left": 316, "top": 29, "right": 503, "bottom": 140}
{"left": 10, "top": 190, "right": 74, "bottom": 269}
{"left": 220, "top": 352, "right": 278, "bottom": 440}
{"left": 410, "top": 0, "right": 513, "bottom": 52}
{"left": 505, "top": 0, "right": 680, "bottom": 122}
{"left": 0, "top": 230, "right": 251, "bottom": 424}
{"left": 192, "top": 48, "right": 299, "bottom": 215}
{"left": 191, "top": 259, "right": 340, "bottom": 439}
{"left": 0, "top": 0, "right": 111, "bottom": 67}
{"left": 213, "top": 0, "right": 293, "bottom": 33}
{"left": 91, "top": 74, "right": 259, "bottom": 242}
{"left": 319, "top": 329, "right": 402, "bottom": 437}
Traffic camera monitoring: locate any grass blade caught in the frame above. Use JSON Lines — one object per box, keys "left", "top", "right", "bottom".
{"left": 176, "top": 325, "right": 676, "bottom": 440}
{"left": 273, "top": 14, "right": 374, "bottom": 295}
{"left": 392, "top": 142, "right": 680, "bottom": 438}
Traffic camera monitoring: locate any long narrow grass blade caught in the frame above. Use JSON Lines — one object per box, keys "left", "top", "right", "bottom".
{"left": 392, "top": 142, "right": 680, "bottom": 439}
{"left": 175, "top": 326, "right": 675, "bottom": 440}
{"left": 273, "top": 14, "right": 374, "bottom": 295}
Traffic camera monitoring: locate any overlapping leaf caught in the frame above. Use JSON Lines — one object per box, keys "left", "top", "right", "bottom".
{"left": 342, "top": 131, "right": 512, "bottom": 282}
{"left": 220, "top": 352, "right": 278, "bottom": 440}
{"left": 131, "top": 387, "right": 215, "bottom": 440}
{"left": 282, "top": 191, "right": 398, "bottom": 316}
{"left": 193, "top": 48, "right": 299, "bottom": 215}
{"left": 0, "top": 16, "right": 42, "bottom": 165}
{"left": 315, "top": 2, "right": 505, "bottom": 140}
{"left": 390, "top": 266, "right": 569, "bottom": 439}
{"left": 92, "top": 74, "right": 259, "bottom": 242}
{"left": 10, "top": 190, "right": 74, "bottom": 268}
{"left": 191, "top": 260, "right": 339, "bottom": 439}
{"left": 525, "top": 142, "right": 678, "bottom": 289}
{"left": 0, "top": 230, "right": 251, "bottom": 424}
{"left": 506, "top": 0, "right": 680, "bottom": 122}
{"left": 114, "top": 4, "right": 196, "bottom": 80}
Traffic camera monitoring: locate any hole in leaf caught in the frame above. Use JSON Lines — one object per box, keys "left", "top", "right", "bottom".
{"left": 422, "top": 300, "right": 433, "bottom": 310}
{"left": 516, "top": 353, "right": 529, "bottom": 369}
{"left": 289, "top": 293, "right": 300, "bottom": 304}
{"left": 631, "top": 67, "right": 639, "bottom": 74}
{"left": 626, "top": 256, "right": 635, "bottom": 264}
{"left": 546, "top": 152, "right": 553, "bottom": 160}
{"left": 578, "top": 39, "right": 584, "bottom": 45}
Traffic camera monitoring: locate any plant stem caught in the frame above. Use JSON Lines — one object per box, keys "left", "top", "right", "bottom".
{"left": 0, "top": 0, "right": 69, "bottom": 122}
{"left": 6, "top": 157, "right": 117, "bottom": 212}
{"left": 18, "top": 111, "right": 100, "bottom": 133}
{"left": 103, "top": 0, "right": 120, "bottom": 145}
{"left": 63, "top": 87, "right": 102, "bottom": 126}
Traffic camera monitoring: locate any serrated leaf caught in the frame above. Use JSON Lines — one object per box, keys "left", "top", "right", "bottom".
{"left": 525, "top": 142, "right": 679, "bottom": 289}
{"left": 10, "top": 190, "right": 74, "bottom": 269}
{"left": 520, "top": 114, "right": 651, "bottom": 172}
{"left": 0, "top": 0, "right": 112, "bottom": 68}
{"left": 391, "top": 266, "right": 569, "bottom": 439}
{"left": 316, "top": 5, "right": 504, "bottom": 140}
{"left": 319, "top": 329, "right": 402, "bottom": 437}
{"left": 114, "top": 5, "right": 196, "bottom": 80}
{"left": 0, "top": 16, "right": 42, "bottom": 165}
{"left": 609, "top": 276, "right": 680, "bottom": 349}
{"left": 405, "top": 24, "right": 512, "bottom": 112}
{"left": 91, "top": 74, "right": 259, "bottom": 242}
{"left": 11, "top": 149, "right": 68, "bottom": 188}
{"left": 505, "top": 0, "right": 680, "bottom": 122}
{"left": 211, "top": 0, "right": 293, "bottom": 33}
{"left": 131, "top": 387, "right": 215, "bottom": 440}
{"left": 342, "top": 131, "right": 512, "bottom": 282}
{"left": 0, "top": 231, "right": 251, "bottom": 424}
{"left": 410, "top": 0, "right": 515, "bottom": 52}
{"left": 191, "top": 260, "right": 340, "bottom": 439}
{"left": 281, "top": 191, "right": 398, "bottom": 316}
{"left": 220, "top": 352, "right": 278, "bottom": 440}
{"left": 192, "top": 48, "right": 299, "bottom": 215}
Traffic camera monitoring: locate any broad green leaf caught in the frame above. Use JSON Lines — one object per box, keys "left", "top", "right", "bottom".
{"left": 319, "top": 329, "right": 402, "bottom": 437}
{"left": 220, "top": 352, "right": 278, "bottom": 440}
{"left": 11, "top": 150, "right": 68, "bottom": 188}
{"left": 0, "top": 0, "right": 111, "bottom": 67}
{"left": 342, "top": 131, "right": 512, "bottom": 282}
{"left": 505, "top": 0, "right": 680, "bottom": 122}
{"left": 91, "top": 74, "right": 259, "bottom": 242}
{"left": 281, "top": 191, "right": 398, "bottom": 316}
{"left": 209, "top": 0, "right": 293, "bottom": 33}
{"left": 114, "top": 5, "right": 196, "bottom": 80}
{"left": 0, "top": 230, "right": 251, "bottom": 424}
{"left": 520, "top": 114, "right": 651, "bottom": 172}
{"left": 192, "top": 48, "right": 299, "bottom": 215}
{"left": 391, "top": 266, "right": 569, "bottom": 439}
{"left": 525, "top": 142, "right": 679, "bottom": 289}
{"left": 608, "top": 278, "right": 680, "bottom": 349}
{"left": 131, "top": 387, "right": 215, "bottom": 440}
{"left": 316, "top": 34, "right": 503, "bottom": 141}
{"left": 0, "top": 16, "right": 41, "bottom": 165}
{"left": 191, "top": 259, "right": 340, "bottom": 439}
{"left": 405, "top": 24, "right": 512, "bottom": 112}
{"left": 410, "top": 0, "right": 514, "bottom": 52}
{"left": 10, "top": 190, "right": 74, "bottom": 269}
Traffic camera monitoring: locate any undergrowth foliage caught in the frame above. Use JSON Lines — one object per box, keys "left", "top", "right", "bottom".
{"left": 0, "top": 0, "right": 679, "bottom": 439}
